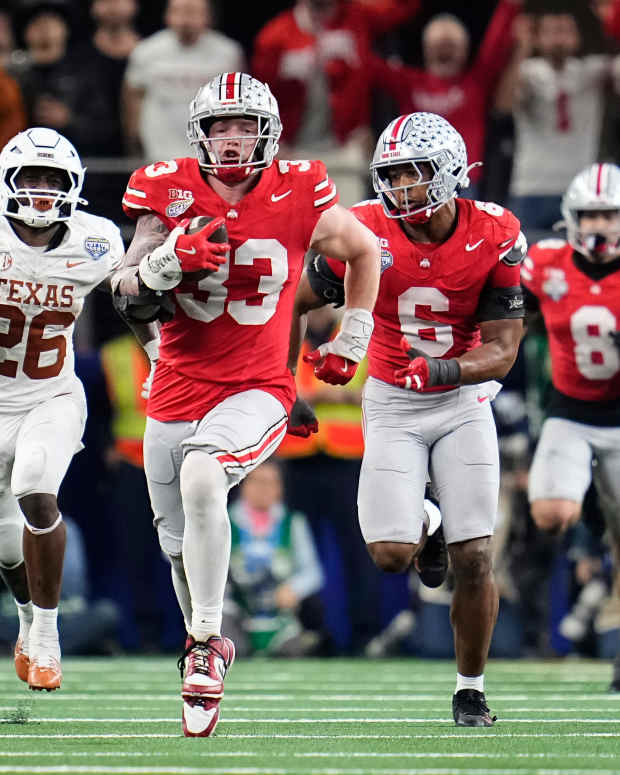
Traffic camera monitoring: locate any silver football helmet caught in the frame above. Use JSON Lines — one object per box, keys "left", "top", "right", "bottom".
{"left": 187, "top": 72, "right": 282, "bottom": 184}
{"left": 0, "top": 127, "right": 86, "bottom": 228}
{"left": 371, "top": 112, "right": 479, "bottom": 222}
{"left": 560, "top": 163, "right": 620, "bottom": 259}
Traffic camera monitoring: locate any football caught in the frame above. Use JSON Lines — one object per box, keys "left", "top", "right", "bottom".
{"left": 182, "top": 215, "right": 228, "bottom": 282}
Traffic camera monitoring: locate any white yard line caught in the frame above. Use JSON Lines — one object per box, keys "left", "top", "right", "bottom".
{"left": 1, "top": 732, "right": 620, "bottom": 740}
{"left": 2, "top": 717, "right": 620, "bottom": 724}
{"left": 0, "top": 766, "right": 618, "bottom": 775}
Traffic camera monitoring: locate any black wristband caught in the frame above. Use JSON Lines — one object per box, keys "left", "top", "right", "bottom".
{"left": 428, "top": 357, "right": 461, "bottom": 386}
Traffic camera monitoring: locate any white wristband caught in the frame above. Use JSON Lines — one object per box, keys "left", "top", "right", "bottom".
{"left": 327, "top": 307, "right": 374, "bottom": 363}
{"left": 138, "top": 225, "right": 184, "bottom": 291}
{"left": 143, "top": 338, "right": 160, "bottom": 362}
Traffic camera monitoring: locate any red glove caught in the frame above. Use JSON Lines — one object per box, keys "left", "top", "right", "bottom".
{"left": 393, "top": 335, "right": 461, "bottom": 391}
{"left": 303, "top": 349, "right": 359, "bottom": 386}
{"left": 287, "top": 397, "right": 319, "bottom": 437}
{"left": 174, "top": 216, "right": 230, "bottom": 273}
{"left": 393, "top": 355, "right": 431, "bottom": 390}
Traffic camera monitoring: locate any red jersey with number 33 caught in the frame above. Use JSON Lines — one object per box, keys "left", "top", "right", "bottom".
{"left": 122, "top": 157, "right": 337, "bottom": 421}
{"left": 521, "top": 238, "right": 620, "bottom": 402}
{"left": 330, "top": 197, "right": 522, "bottom": 388}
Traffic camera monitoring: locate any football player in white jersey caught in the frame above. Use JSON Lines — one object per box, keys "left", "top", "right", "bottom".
{"left": 0, "top": 127, "right": 123, "bottom": 690}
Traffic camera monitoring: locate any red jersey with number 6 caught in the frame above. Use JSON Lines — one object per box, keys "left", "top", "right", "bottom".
{"left": 331, "top": 197, "right": 522, "bottom": 388}
{"left": 122, "top": 157, "right": 337, "bottom": 421}
{"left": 521, "top": 238, "right": 620, "bottom": 402}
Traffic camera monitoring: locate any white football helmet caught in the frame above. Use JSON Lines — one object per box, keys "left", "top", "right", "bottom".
{"left": 187, "top": 72, "right": 282, "bottom": 184}
{"left": 560, "top": 162, "right": 620, "bottom": 259}
{"left": 371, "top": 112, "right": 479, "bottom": 222}
{"left": 0, "top": 127, "right": 86, "bottom": 228}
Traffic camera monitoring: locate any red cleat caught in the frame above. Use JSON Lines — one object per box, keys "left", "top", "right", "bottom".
{"left": 178, "top": 635, "right": 235, "bottom": 737}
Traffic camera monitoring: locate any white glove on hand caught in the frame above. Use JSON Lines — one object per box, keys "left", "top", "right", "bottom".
{"left": 138, "top": 226, "right": 184, "bottom": 291}
{"left": 317, "top": 307, "right": 374, "bottom": 363}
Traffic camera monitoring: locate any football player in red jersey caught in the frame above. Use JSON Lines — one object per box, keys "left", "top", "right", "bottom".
{"left": 291, "top": 112, "right": 527, "bottom": 726}
{"left": 111, "top": 72, "right": 380, "bottom": 737}
{"left": 521, "top": 162, "right": 620, "bottom": 691}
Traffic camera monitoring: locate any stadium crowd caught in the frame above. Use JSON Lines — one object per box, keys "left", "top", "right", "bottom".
{"left": 1, "top": 0, "right": 620, "bottom": 730}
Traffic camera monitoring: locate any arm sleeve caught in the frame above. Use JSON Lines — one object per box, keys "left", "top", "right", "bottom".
{"left": 605, "top": 1, "right": 620, "bottom": 41}
{"left": 368, "top": 53, "right": 416, "bottom": 110}
{"left": 288, "top": 513, "right": 324, "bottom": 600}
{"left": 307, "top": 253, "right": 346, "bottom": 307}
{"left": 355, "top": 0, "right": 421, "bottom": 39}
{"left": 472, "top": 0, "right": 521, "bottom": 93}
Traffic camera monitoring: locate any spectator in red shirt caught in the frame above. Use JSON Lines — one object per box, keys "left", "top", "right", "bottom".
{"left": 370, "top": 0, "right": 522, "bottom": 196}
{"left": 252, "top": 0, "right": 421, "bottom": 205}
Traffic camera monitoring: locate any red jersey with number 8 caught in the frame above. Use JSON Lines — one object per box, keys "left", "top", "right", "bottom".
{"left": 522, "top": 238, "right": 620, "bottom": 402}
{"left": 336, "top": 197, "right": 522, "bottom": 388}
{"left": 122, "top": 157, "right": 337, "bottom": 421}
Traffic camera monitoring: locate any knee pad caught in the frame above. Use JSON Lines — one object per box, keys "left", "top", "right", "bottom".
{"left": 11, "top": 445, "right": 47, "bottom": 498}
{"left": 0, "top": 492, "right": 24, "bottom": 568}
{"left": 180, "top": 450, "right": 228, "bottom": 517}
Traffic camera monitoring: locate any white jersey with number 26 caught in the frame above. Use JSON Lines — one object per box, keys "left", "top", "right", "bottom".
{"left": 0, "top": 211, "right": 123, "bottom": 413}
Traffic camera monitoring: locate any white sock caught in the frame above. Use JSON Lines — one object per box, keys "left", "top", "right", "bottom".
{"left": 180, "top": 451, "right": 230, "bottom": 642}
{"left": 169, "top": 554, "right": 192, "bottom": 632}
{"left": 30, "top": 604, "right": 60, "bottom": 659}
{"left": 455, "top": 673, "right": 484, "bottom": 693}
{"left": 15, "top": 599, "right": 33, "bottom": 651}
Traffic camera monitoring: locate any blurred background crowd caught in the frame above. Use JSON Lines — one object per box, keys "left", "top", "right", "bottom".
{"left": 0, "top": 0, "right": 619, "bottom": 662}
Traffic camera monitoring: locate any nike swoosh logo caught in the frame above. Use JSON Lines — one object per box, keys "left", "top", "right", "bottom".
{"left": 465, "top": 239, "right": 485, "bottom": 252}
{"left": 66, "top": 261, "right": 86, "bottom": 268}
{"left": 271, "top": 190, "right": 292, "bottom": 202}
{"left": 477, "top": 395, "right": 488, "bottom": 403}
{"left": 177, "top": 246, "right": 197, "bottom": 255}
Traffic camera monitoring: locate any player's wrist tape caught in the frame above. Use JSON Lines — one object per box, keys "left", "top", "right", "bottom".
{"left": 24, "top": 513, "right": 63, "bottom": 536}
{"left": 143, "top": 338, "right": 160, "bottom": 362}
{"left": 427, "top": 357, "right": 461, "bottom": 387}
{"left": 138, "top": 226, "right": 184, "bottom": 291}
{"left": 332, "top": 307, "right": 374, "bottom": 362}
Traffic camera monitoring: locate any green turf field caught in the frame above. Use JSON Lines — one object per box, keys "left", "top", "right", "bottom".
{"left": 1, "top": 655, "right": 619, "bottom": 774}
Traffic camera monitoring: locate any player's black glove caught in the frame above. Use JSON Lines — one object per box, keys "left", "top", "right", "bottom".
{"left": 113, "top": 277, "right": 176, "bottom": 324}
{"left": 287, "top": 397, "right": 319, "bottom": 438}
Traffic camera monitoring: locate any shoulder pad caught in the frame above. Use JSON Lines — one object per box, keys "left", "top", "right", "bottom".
{"left": 499, "top": 230, "right": 527, "bottom": 266}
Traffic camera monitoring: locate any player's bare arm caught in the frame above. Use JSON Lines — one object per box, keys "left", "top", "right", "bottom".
{"left": 113, "top": 214, "right": 169, "bottom": 296}
{"left": 309, "top": 203, "right": 380, "bottom": 313}
{"left": 457, "top": 317, "right": 523, "bottom": 382}
{"left": 288, "top": 270, "right": 325, "bottom": 373}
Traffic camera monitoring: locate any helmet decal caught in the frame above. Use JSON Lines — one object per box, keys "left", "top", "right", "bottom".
{"left": 370, "top": 112, "right": 480, "bottom": 222}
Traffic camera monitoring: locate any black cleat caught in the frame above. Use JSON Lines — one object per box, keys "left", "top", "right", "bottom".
{"left": 609, "top": 678, "right": 620, "bottom": 692}
{"left": 452, "top": 689, "right": 497, "bottom": 727}
{"left": 417, "top": 523, "right": 448, "bottom": 588}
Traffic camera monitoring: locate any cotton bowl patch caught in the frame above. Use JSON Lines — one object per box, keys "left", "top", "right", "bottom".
{"left": 380, "top": 248, "right": 393, "bottom": 273}
{"left": 166, "top": 198, "right": 194, "bottom": 218}
{"left": 84, "top": 237, "right": 110, "bottom": 259}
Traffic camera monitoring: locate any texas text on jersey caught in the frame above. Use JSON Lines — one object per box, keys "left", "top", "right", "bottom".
{"left": 122, "top": 156, "right": 338, "bottom": 421}
{"left": 522, "top": 237, "right": 620, "bottom": 420}
{"left": 312, "top": 197, "right": 524, "bottom": 391}
{"left": 0, "top": 211, "right": 123, "bottom": 411}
